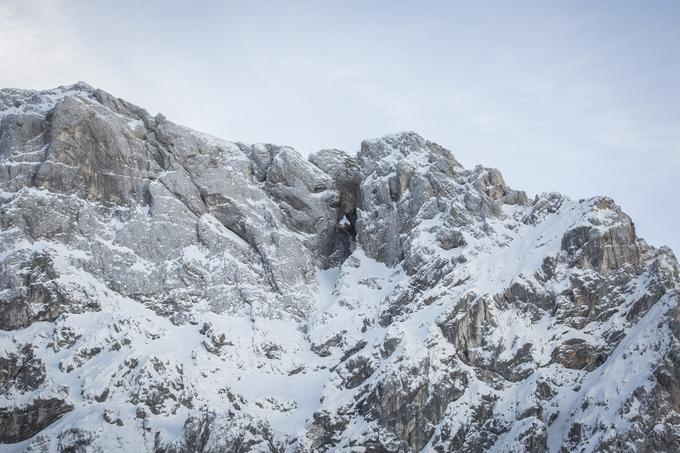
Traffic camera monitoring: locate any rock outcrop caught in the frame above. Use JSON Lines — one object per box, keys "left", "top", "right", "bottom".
{"left": 1, "top": 83, "right": 679, "bottom": 452}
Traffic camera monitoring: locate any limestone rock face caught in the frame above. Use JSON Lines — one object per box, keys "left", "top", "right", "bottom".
{"left": 0, "top": 398, "right": 73, "bottom": 443}
{"left": 1, "top": 83, "right": 679, "bottom": 452}
{"left": 309, "top": 149, "right": 360, "bottom": 213}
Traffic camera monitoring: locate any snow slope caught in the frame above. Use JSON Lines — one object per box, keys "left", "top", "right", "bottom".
{"left": 0, "top": 84, "right": 679, "bottom": 452}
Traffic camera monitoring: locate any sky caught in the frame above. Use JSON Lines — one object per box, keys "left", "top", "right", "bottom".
{"left": 1, "top": 0, "right": 679, "bottom": 254}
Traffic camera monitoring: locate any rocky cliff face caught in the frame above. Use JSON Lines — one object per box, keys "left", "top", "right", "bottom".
{"left": 1, "top": 83, "right": 679, "bottom": 452}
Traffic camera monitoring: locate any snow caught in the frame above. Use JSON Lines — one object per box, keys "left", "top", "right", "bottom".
{"left": 0, "top": 83, "right": 92, "bottom": 120}
{"left": 3, "top": 178, "right": 672, "bottom": 451}
{"left": 127, "top": 118, "right": 144, "bottom": 130}
{"left": 1, "top": 85, "right": 677, "bottom": 451}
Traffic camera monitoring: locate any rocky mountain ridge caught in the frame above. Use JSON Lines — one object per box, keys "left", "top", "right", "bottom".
{"left": 0, "top": 83, "right": 679, "bottom": 452}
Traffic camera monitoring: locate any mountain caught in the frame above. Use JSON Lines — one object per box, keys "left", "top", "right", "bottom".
{"left": 1, "top": 83, "right": 679, "bottom": 453}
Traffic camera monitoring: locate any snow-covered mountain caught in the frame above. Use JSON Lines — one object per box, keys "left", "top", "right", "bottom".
{"left": 1, "top": 83, "right": 679, "bottom": 452}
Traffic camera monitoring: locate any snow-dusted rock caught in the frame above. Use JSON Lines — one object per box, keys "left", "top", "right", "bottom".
{"left": 1, "top": 83, "right": 679, "bottom": 452}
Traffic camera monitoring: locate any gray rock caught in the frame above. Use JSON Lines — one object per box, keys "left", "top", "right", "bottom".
{"left": 0, "top": 398, "right": 73, "bottom": 443}
{"left": 1, "top": 84, "right": 679, "bottom": 453}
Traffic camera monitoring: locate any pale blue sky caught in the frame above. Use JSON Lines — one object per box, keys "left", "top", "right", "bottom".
{"left": 1, "top": 0, "right": 679, "bottom": 254}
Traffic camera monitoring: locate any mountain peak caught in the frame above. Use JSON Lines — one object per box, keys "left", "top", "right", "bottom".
{"left": 1, "top": 84, "right": 679, "bottom": 452}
